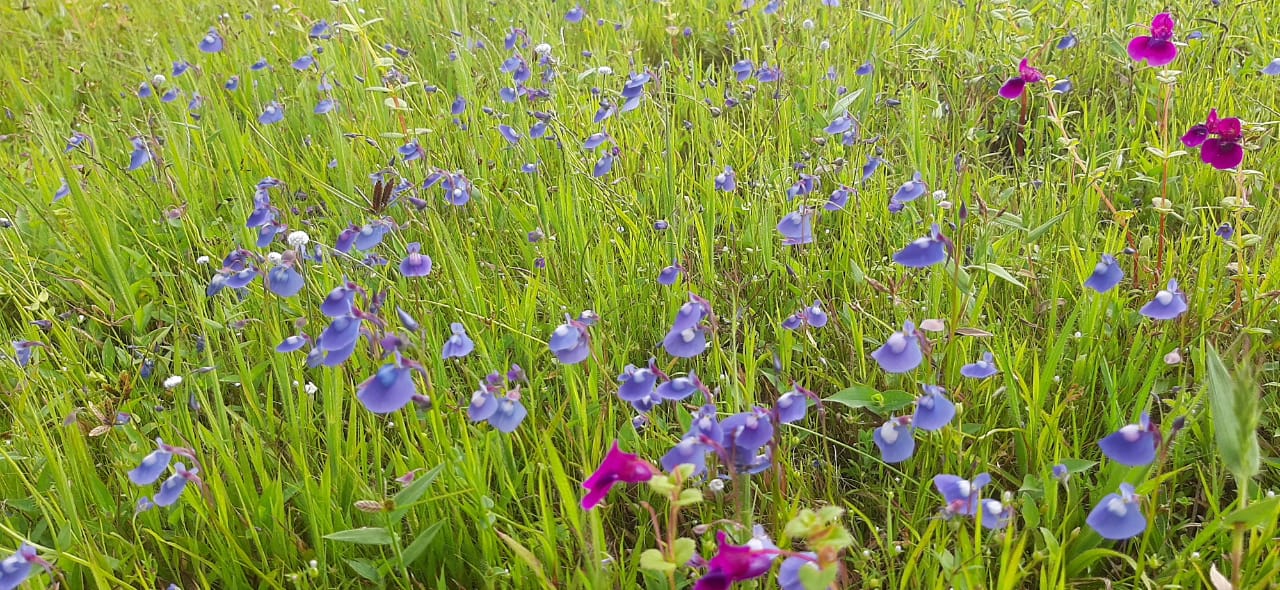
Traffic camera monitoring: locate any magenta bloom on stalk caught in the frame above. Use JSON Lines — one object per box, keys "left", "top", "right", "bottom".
{"left": 694, "top": 529, "right": 779, "bottom": 589}
{"left": 998, "top": 59, "right": 1045, "bottom": 99}
{"left": 1127, "top": 13, "right": 1177, "bottom": 67}
{"left": 1182, "top": 109, "right": 1244, "bottom": 170}
{"left": 580, "top": 440, "right": 656, "bottom": 510}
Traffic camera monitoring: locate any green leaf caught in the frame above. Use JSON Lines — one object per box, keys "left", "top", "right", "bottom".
{"left": 798, "top": 561, "right": 839, "bottom": 590}
{"left": 972, "top": 263, "right": 1026, "bottom": 289}
{"left": 496, "top": 530, "right": 554, "bottom": 589}
{"left": 345, "top": 558, "right": 381, "bottom": 582}
{"left": 324, "top": 527, "right": 394, "bottom": 545}
{"left": 1024, "top": 211, "right": 1068, "bottom": 243}
{"left": 1223, "top": 495, "right": 1280, "bottom": 527}
{"left": 824, "top": 386, "right": 914, "bottom": 414}
{"left": 675, "top": 488, "right": 703, "bottom": 507}
{"left": 401, "top": 521, "right": 446, "bottom": 566}
{"left": 639, "top": 548, "right": 676, "bottom": 572}
{"left": 1059, "top": 459, "right": 1097, "bottom": 474}
{"left": 827, "top": 89, "right": 865, "bottom": 119}
{"left": 1204, "top": 346, "right": 1261, "bottom": 482}
{"left": 671, "top": 538, "right": 697, "bottom": 566}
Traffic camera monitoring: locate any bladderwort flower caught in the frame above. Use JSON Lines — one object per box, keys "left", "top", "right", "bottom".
{"left": 1083, "top": 254, "right": 1124, "bottom": 293}
{"left": 153, "top": 462, "right": 202, "bottom": 507}
{"left": 960, "top": 352, "right": 999, "bottom": 379}
{"left": 658, "top": 259, "right": 682, "bottom": 286}
{"left": 893, "top": 223, "right": 950, "bottom": 268}
{"left": 1181, "top": 109, "right": 1244, "bottom": 170}
{"left": 581, "top": 440, "right": 656, "bottom": 510}
{"left": 978, "top": 497, "right": 1013, "bottom": 530}
{"left": 11, "top": 340, "right": 42, "bottom": 368}
{"left": 824, "top": 111, "right": 856, "bottom": 135}
{"left": 934, "top": 472, "right": 990, "bottom": 517}
{"left": 0, "top": 544, "right": 52, "bottom": 590}
{"left": 1139, "top": 279, "right": 1188, "bottom": 320}
{"left": 778, "top": 553, "right": 822, "bottom": 590}
{"left": 892, "top": 172, "right": 928, "bottom": 203}
{"left": 198, "top": 28, "right": 224, "bottom": 53}
{"left": 998, "top": 58, "right": 1045, "bottom": 99}
{"left": 714, "top": 166, "right": 737, "bottom": 192}
{"left": 871, "top": 321, "right": 923, "bottom": 373}
{"left": 825, "top": 185, "right": 853, "bottom": 211}
{"left": 1127, "top": 13, "right": 1177, "bottom": 67}
{"left": 1216, "top": 223, "right": 1235, "bottom": 241}
{"left": 662, "top": 294, "right": 713, "bottom": 358}
{"left": 128, "top": 438, "right": 196, "bottom": 485}
{"left": 783, "top": 300, "right": 828, "bottom": 330}
{"left": 912, "top": 385, "right": 955, "bottom": 431}
{"left": 399, "top": 243, "right": 433, "bottom": 277}
{"left": 777, "top": 208, "right": 815, "bottom": 246}
{"left": 441, "top": 323, "right": 475, "bottom": 359}
{"left": 264, "top": 251, "right": 305, "bottom": 297}
{"left": 617, "top": 359, "right": 660, "bottom": 403}
{"left": 775, "top": 384, "right": 814, "bottom": 424}
{"left": 127, "top": 136, "right": 151, "bottom": 171}
{"left": 549, "top": 314, "right": 592, "bottom": 364}
{"left": 656, "top": 371, "right": 704, "bottom": 401}
{"left": 1087, "top": 483, "right": 1146, "bottom": 540}
{"left": 258, "top": 101, "right": 284, "bottom": 125}
{"left": 695, "top": 529, "right": 780, "bottom": 589}
{"left": 874, "top": 416, "right": 915, "bottom": 463}
{"left": 1098, "top": 413, "right": 1160, "bottom": 467}
{"left": 356, "top": 356, "right": 425, "bottom": 414}
{"left": 276, "top": 334, "right": 310, "bottom": 353}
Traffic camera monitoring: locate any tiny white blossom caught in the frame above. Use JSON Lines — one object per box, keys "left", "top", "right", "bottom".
{"left": 708, "top": 478, "right": 725, "bottom": 492}
{"left": 304, "top": 382, "right": 318, "bottom": 395}
{"left": 163, "top": 375, "right": 183, "bottom": 389}
{"left": 287, "top": 230, "right": 310, "bottom": 248}
{"left": 152, "top": 74, "right": 166, "bottom": 87}
{"left": 535, "top": 43, "right": 552, "bottom": 56}
{"left": 597, "top": 66, "right": 613, "bottom": 75}
{"left": 196, "top": 255, "right": 210, "bottom": 265}
{"left": 267, "top": 252, "right": 283, "bottom": 264}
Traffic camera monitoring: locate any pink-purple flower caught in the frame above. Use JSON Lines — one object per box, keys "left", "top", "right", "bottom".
{"left": 580, "top": 440, "right": 656, "bottom": 510}
{"left": 1182, "top": 109, "right": 1244, "bottom": 170}
{"left": 998, "top": 59, "right": 1045, "bottom": 99}
{"left": 1127, "top": 13, "right": 1177, "bottom": 67}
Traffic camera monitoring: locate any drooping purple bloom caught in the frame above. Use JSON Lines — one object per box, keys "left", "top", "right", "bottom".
{"left": 893, "top": 223, "right": 948, "bottom": 267}
{"left": 321, "top": 283, "right": 356, "bottom": 317}
{"left": 1264, "top": 58, "right": 1280, "bottom": 76}
{"left": 776, "top": 209, "right": 815, "bottom": 246}
{"left": 127, "top": 438, "right": 177, "bottom": 485}
{"left": 153, "top": 462, "right": 199, "bottom": 506}
{"left": 1139, "top": 279, "right": 1188, "bottom": 320}
{"left": 1051, "top": 79, "right": 1073, "bottom": 94}
{"left": 861, "top": 155, "right": 883, "bottom": 182}
{"left": 892, "top": 172, "right": 928, "bottom": 203}
{"left": 617, "top": 359, "right": 659, "bottom": 402}
{"left": 825, "top": 185, "right": 852, "bottom": 211}
{"left": 714, "top": 166, "right": 737, "bottom": 192}
{"left": 172, "top": 60, "right": 190, "bottom": 77}
{"left": 583, "top": 132, "right": 610, "bottom": 150}
{"left": 250, "top": 57, "right": 269, "bottom": 71}
{"left": 778, "top": 553, "right": 820, "bottom": 590}
{"left": 565, "top": 5, "right": 586, "bottom": 23}
{"left": 721, "top": 409, "right": 773, "bottom": 453}
{"left": 225, "top": 76, "right": 240, "bottom": 91}
{"left": 824, "top": 112, "right": 855, "bottom": 135}
{"left": 695, "top": 530, "right": 779, "bottom": 589}
{"left": 1127, "top": 13, "right": 1177, "bottom": 67}
{"left": 656, "top": 371, "right": 702, "bottom": 401}
{"left": 998, "top": 58, "right": 1045, "bottom": 100}
{"left": 160, "top": 87, "right": 182, "bottom": 103}
{"left": 138, "top": 82, "right": 153, "bottom": 99}
{"left": 935, "top": 472, "right": 990, "bottom": 517}
{"left": 593, "top": 152, "right": 615, "bottom": 177}
{"left": 488, "top": 394, "right": 528, "bottom": 433}
{"left": 198, "top": 28, "right": 224, "bottom": 53}
{"left": 53, "top": 178, "right": 70, "bottom": 203}
{"left": 662, "top": 295, "right": 711, "bottom": 358}
{"left": 1087, "top": 483, "right": 1146, "bottom": 540}
{"left": 856, "top": 60, "right": 875, "bottom": 76}
{"left": 1216, "top": 222, "right": 1235, "bottom": 241}
{"left": 873, "top": 416, "right": 915, "bottom": 463}
{"left": 399, "top": 242, "right": 432, "bottom": 277}
{"left": 450, "top": 95, "right": 467, "bottom": 116}
{"left": 265, "top": 263, "right": 304, "bottom": 297}
{"left": 803, "top": 300, "right": 828, "bottom": 327}
{"left": 292, "top": 53, "right": 316, "bottom": 71}
{"left": 1098, "top": 413, "right": 1159, "bottom": 466}
{"left": 661, "top": 436, "right": 709, "bottom": 475}
{"left": 1057, "top": 32, "right": 1078, "bottom": 50}
{"left": 442, "top": 323, "right": 475, "bottom": 359}
{"left": 912, "top": 385, "right": 955, "bottom": 431}
{"left": 657, "top": 260, "right": 682, "bottom": 286}
{"left": 318, "top": 315, "right": 363, "bottom": 352}
{"left": 871, "top": 320, "right": 923, "bottom": 373}
{"left": 961, "top": 352, "right": 999, "bottom": 379}
{"left": 468, "top": 386, "right": 499, "bottom": 423}
{"left": 309, "top": 20, "right": 332, "bottom": 39}
{"left": 315, "top": 98, "right": 336, "bottom": 115}
{"left": 775, "top": 385, "right": 810, "bottom": 424}
{"left": 1084, "top": 254, "right": 1124, "bottom": 293}
{"left": 731, "top": 60, "right": 754, "bottom": 82}
{"left": 979, "top": 498, "right": 1013, "bottom": 529}
{"left": 127, "top": 136, "right": 151, "bottom": 171}
{"left": 258, "top": 102, "right": 284, "bottom": 125}
{"left": 581, "top": 440, "right": 656, "bottom": 510}
{"left": 276, "top": 335, "right": 309, "bottom": 353}
{"left": 357, "top": 362, "right": 418, "bottom": 414}
{"left": 549, "top": 315, "right": 591, "bottom": 364}
{"left": 64, "top": 131, "right": 90, "bottom": 153}
{"left": 0, "top": 544, "right": 50, "bottom": 590}
{"left": 498, "top": 124, "right": 521, "bottom": 145}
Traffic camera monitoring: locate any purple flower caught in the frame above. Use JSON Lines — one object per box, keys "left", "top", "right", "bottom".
{"left": 357, "top": 361, "right": 418, "bottom": 414}
{"left": 127, "top": 136, "right": 151, "bottom": 172}
{"left": 258, "top": 102, "right": 284, "bottom": 125}
{"left": 309, "top": 20, "right": 332, "bottom": 39}
{"left": 824, "top": 112, "right": 855, "bottom": 135}
{"left": 172, "top": 60, "right": 191, "bottom": 77}
{"left": 873, "top": 416, "right": 915, "bottom": 463}
{"left": 871, "top": 321, "right": 923, "bottom": 373}
{"left": 127, "top": 438, "right": 182, "bottom": 485}
{"left": 935, "top": 472, "right": 990, "bottom": 517}
{"left": 321, "top": 283, "right": 356, "bottom": 317}
{"left": 549, "top": 315, "right": 591, "bottom": 364}
{"left": 1182, "top": 109, "right": 1244, "bottom": 170}
{"left": 1084, "top": 254, "right": 1124, "bottom": 293}
{"left": 1087, "top": 483, "right": 1146, "bottom": 540}
{"left": 318, "top": 314, "right": 363, "bottom": 352}
{"left": 912, "top": 385, "right": 955, "bottom": 431}
{"left": 276, "top": 334, "right": 310, "bottom": 353}
{"left": 1127, "top": 13, "right": 1177, "bottom": 67}
{"left": 892, "top": 223, "right": 948, "bottom": 267}
{"left": 198, "top": 28, "right": 224, "bottom": 53}
{"left": 225, "top": 76, "right": 240, "bottom": 91}
{"left": 292, "top": 53, "right": 316, "bottom": 71}
{"left": 11, "top": 341, "right": 42, "bottom": 368}
{"left": 658, "top": 259, "right": 682, "bottom": 286}
{"left": 53, "top": 178, "right": 70, "bottom": 203}
{"left": 803, "top": 300, "right": 828, "bottom": 327}
{"left": 450, "top": 95, "right": 467, "bottom": 115}
{"left": 315, "top": 98, "right": 336, "bottom": 115}
{"left": 777, "top": 209, "right": 815, "bottom": 246}
{"left": 856, "top": 60, "right": 875, "bottom": 76}
{"left": 486, "top": 393, "right": 528, "bottom": 433}
{"left": 721, "top": 408, "right": 773, "bottom": 452}
{"left": 442, "top": 323, "right": 475, "bottom": 359}
{"left": 960, "top": 352, "right": 999, "bottom": 379}
{"left": 695, "top": 530, "right": 778, "bottom": 588}
{"left": 1216, "top": 222, "right": 1235, "bottom": 240}
{"left": 581, "top": 441, "right": 656, "bottom": 510}
{"left": 63, "top": 131, "right": 90, "bottom": 153}
{"left": 998, "top": 58, "right": 1045, "bottom": 100}
{"left": 1098, "top": 413, "right": 1159, "bottom": 466}
{"left": 661, "top": 436, "right": 709, "bottom": 475}
{"left": 399, "top": 242, "right": 432, "bottom": 277}
{"left": 265, "top": 262, "right": 304, "bottom": 297}
{"left": 1052, "top": 463, "right": 1070, "bottom": 483}
{"left": 1057, "top": 32, "right": 1078, "bottom": 50}
{"left": 662, "top": 295, "right": 711, "bottom": 358}
{"left": 892, "top": 172, "right": 928, "bottom": 203}
{"left": 775, "top": 385, "right": 810, "bottom": 424}
{"left": 731, "top": 60, "right": 754, "bottom": 82}
{"left": 617, "top": 359, "right": 659, "bottom": 402}
{"left": 0, "top": 544, "right": 50, "bottom": 590}
{"left": 1263, "top": 58, "right": 1280, "bottom": 76}
{"left": 756, "top": 63, "right": 781, "bottom": 83}
{"left": 153, "top": 462, "right": 200, "bottom": 506}
{"left": 714, "top": 166, "right": 737, "bottom": 192}
{"left": 1139, "top": 279, "right": 1188, "bottom": 320}
{"left": 861, "top": 155, "right": 883, "bottom": 182}
{"left": 825, "top": 185, "right": 852, "bottom": 211}
{"left": 778, "top": 553, "right": 820, "bottom": 590}
{"left": 979, "top": 498, "right": 1013, "bottom": 529}
{"left": 656, "top": 371, "right": 702, "bottom": 400}
{"left": 137, "top": 82, "right": 153, "bottom": 99}
{"left": 498, "top": 124, "right": 521, "bottom": 145}
{"left": 468, "top": 385, "right": 498, "bottom": 423}
{"left": 593, "top": 152, "right": 615, "bottom": 177}
{"left": 565, "top": 5, "right": 585, "bottom": 23}
{"left": 250, "top": 57, "right": 269, "bottom": 71}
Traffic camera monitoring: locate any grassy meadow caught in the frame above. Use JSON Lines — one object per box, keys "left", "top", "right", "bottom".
{"left": 1, "top": 0, "right": 1279, "bottom": 588}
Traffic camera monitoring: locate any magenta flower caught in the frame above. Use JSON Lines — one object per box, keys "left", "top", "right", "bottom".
{"left": 1182, "top": 109, "right": 1244, "bottom": 170}
{"left": 694, "top": 529, "right": 779, "bottom": 589}
{"left": 998, "top": 59, "right": 1045, "bottom": 100}
{"left": 1127, "top": 13, "right": 1177, "bottom": 67}
{"left": 580, "top": 440, "right": 656, "bottom": 510}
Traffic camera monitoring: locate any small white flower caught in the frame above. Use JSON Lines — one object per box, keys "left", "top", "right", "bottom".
{"left": 267, "top": 252, "right": 283, "bottom": 264}
{"left": 152, "top": 74, "right": 166, "bottom": 87}
{"left": 802, "top": 19, "right": 815, "bottom": 29}
{"left": 535, "top": 43, "right": 552, "bottom": 56}
{"left": 287, "top": 230, "right": 310, "bottom": 248}
{"left": 196, "top": 255, "right": 210, "bottom": 265}
{"left": 163, "top": 375, "right": 183, "bottom": 389}
{"left": 304, "top": 382, "right": 318, "bottom": 395}
{"left": 708, "top": 478, "right": 725, "bottom": 492}
{"left": 819, "top": 40, "right": 831, "bottom": 51}
{"left": 597, "top": 65, "right": 613, "bottom": 75}
{"left": 1163, "top": 349, "right": 1182, "bottom": 365}
{"left": 932, "top": 189, "right": 948, "bottom": 200}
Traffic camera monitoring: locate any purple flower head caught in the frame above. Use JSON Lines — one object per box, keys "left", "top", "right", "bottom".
{"left": 198, "top": 28, "right": 224, "bottom": 53}
{"left": 592, "top": 152, "right": 615, "bottom": 177}
{"left": 1216, "top": 222, "right": 1235, "bottom": 240}
{"left": 1139, "top": 279, "right": 1188, "bottom": 320}
{"left": 399, "top": 242, "right": 433, "bottom": 278}
{"left": 309, "top": 20, "right": 332, "bottom": 39}
{"left": 172, "top": 60, "right": 191, "bottom": 77}
{"left": 64, "top": 131, "right": 90, "bottom": 153}
{"left": 137, "top": 82, "right": 153, "bottom": 99}
{"left": 357, "top": 361, "right": 418, "bottom": 414}
{"left": 258, "top": 101, "right": 284, "bottom": 125}
{"left": 53, "top": 178, "right": 70, "bottom": 203}
{"left": 656, "top": 371, "right": 702, "bottom": 401}
{"left": 1183, "top": 110, "right": 1244, "bottom": 170}
{"left": 824, "top": 112, "right": 855, "bottom": 135}
{"left": 498, "top": 124, "right": 521, "bottom": 145}
{"left": 127, "top": 438, "right": 182, "bottom": 485}
{"left": 803, "top": 300, "right": 828, "bottom": 327}
{"left": 662, "top": 295, "right": 712, "bottom": 358}
{"left": 450, "top": 95, "right": 467, "bottom": 115}
{"left": 438, "top": 172, "right": 474, "bottom": 206}
{"left": 250, "top": 57, "right": 269, "bottom": 71}
{"left": 695, "top": 530, "right": 778, "bottom": 588}
{"left": 979, "top": 498, "right": 1013, "bottom": 529}
{"left": 529, "top": 120, "right": 548, "bottom": 139}
{"left": 658, "top": 259, "right": 682, "bottom": 286}
{"left": 1128, "top": 13, "right": 1177, "bottom": 67}
{"left": 861, "top": 155, "right": 883, "bottom": 182}
{"left": 1084, "top": 254, "right": 1124, "bottom": 293}
{"left": 935, "top": 472, "right": 991, "bottom": 517}
{"left": 777, "top": 209, "right": 815, "bottom": 246}
{"left": 11, "top": 340, "right": 42, "bottom": 368}
{"left": 127, "top": 136, "right": 151, "bottom": 172}
{"left": 912, "top": 385, "right": 955, "bottom": 431}
{"left": 893, "top": 223, "right": 948, "bottom": 267}
{"left": 714, "top": 166, "right": 737, "bottom": 192}
{"left": 549, "top": 315, "right": 591, "bottom": 364}
{"left": 222, "top": 75, "right": 239, "bottom": 92}
{"left": 732, "top": 60, "right": 754, "bottom": 82}
{"left": 276, "top": 334, "right": 310, "bottom": 353}
{"left": 721, "top": 409, "right": 773, "bottom": 453}
{"left": 1057, "top": 32, "right": 1078, "bottom": 50}
{"left": 565, "top": 5, "right": 585, "bottom": 23}
{"left": 442, "top": 323, "right": 475, "bottom": 359}
{"left": 468, "top": 386, "right": 499, "bottom": 423}
{"left": 961, "top": 352, "right": 999, "bottom": 379}
{"left": 825, "top": 185, "right": 852, "bottom": 211}
{"left": 0, "top": 543, "right": 51, "bottom": 590}
{"left": 581, "top": 440, "right": 656, "bottom": 510}
{"left": 321, "top": 283, "right": 357, "bottom": 317}
{"left": 487, "top": 393, "right": 528, "bottom": 433}
{"left": 775, "top": 385, "right": 811, "bottom": 424}
{"left": 265, "top": 262, "right": 304, "bottom": 297}
{"left": 616, "top": 359, "right": 659, "bottom": 401}
{"left": 892, "top": 172, "right": 928, "bottom": 203}
{"left": 874, "top": 416, "right": 915, "bottom": 463}
{"left": 292, "top": 53, "right": 316, "bottom": 71}
{"left": 856, "top": 60, "right": 875, "bottom": 76}
{"left": 998, "top": 58, "right": 1045, "bottom": 100}
{"left": 871, "top": 320, "right": 923, "bottom": 373}
{"left": 1098, "top": 413, "right": 1159, "bottom": 466}
{"left": 1087, "top": 483, "right": 1146, "bottom": 540}
{"left": 318, "top": 314, "right": 363, "bottom": 352}
{"left": 778, "top": 553, "right": 820, "bottom": 590}
{"left": 756, "top": 63, "right": 781, "bottom": 83}
{"left": 153, "top": 462, "right": 200, "bottom": 506}
{"left": 160, "top": 87, "right": 182, "bottom": 103}
{"left": 661, "top": 436, "right": 709, "bottom": 475}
